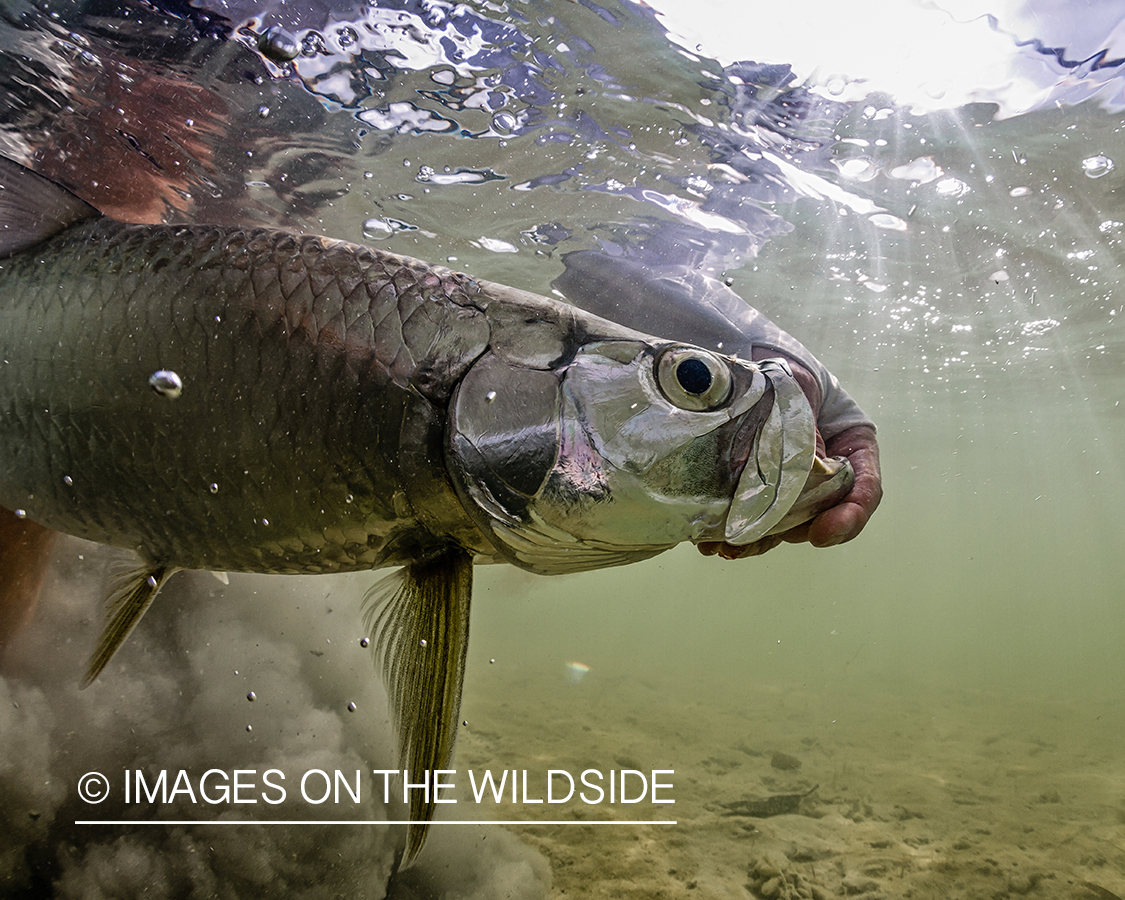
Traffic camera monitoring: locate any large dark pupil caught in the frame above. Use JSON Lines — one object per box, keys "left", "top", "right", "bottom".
{"left": 676, "top": 358, "right": 712, "bottom": 395}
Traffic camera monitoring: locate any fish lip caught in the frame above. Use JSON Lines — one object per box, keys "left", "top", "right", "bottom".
{"left": 722, "top": 359, "right": 817, "bottom": 545}
{"left": 764, "top": 454, "right": 856, "bottom": 537}
{"left": 726, "top": 383, "right": 773, "bottom": 487}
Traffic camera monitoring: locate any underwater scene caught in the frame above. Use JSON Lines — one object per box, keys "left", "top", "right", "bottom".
{"left": 1, "top": 0, "right": 1124, "bottom": 897}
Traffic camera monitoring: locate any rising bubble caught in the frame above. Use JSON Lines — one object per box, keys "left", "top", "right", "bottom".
{"left": 935, "top": 177, "right": 970, "bottom": 198}
{"left": 1082, "top": 156, "right": 1114, "bottom": 178}
{"left": 869, "top": 214, "right": 908, "bottom": 232}
{"left": 149, "top": 370, "right": 183, "bottom": 399}
{"left": 491, "top": 112, "right": 517, "bottom": 134}
{"left": 889, "top": 156, "right": 941, "bottom": 184}
{"left": 257, "top": 25, "right": 300, "bottom": 62}
{"left": 835, "top": 158, "right": 878, "bottom": 182}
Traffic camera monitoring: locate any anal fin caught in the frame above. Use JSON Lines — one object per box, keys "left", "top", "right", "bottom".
{"left": 0, "top": 506, "right": 59, "bottom": 658}
{"left": 82, "top": 563, "right": 176, "bottom": 687}
{"left": 362, "top": 548, "right": 473, "bottom": 868}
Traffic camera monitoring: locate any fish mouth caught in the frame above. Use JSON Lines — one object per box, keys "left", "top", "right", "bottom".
{"left": 723, "top": 358, "right": 821, "bottom": 545}
{"left": 765, "top": 454, "right": 855, "bottom": 536}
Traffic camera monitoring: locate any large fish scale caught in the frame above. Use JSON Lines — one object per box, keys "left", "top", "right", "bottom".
{"left": 0, "top": 217, "right": 493, "bottom": 574}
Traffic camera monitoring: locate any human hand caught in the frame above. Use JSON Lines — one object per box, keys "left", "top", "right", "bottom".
{"left": 698, "top": 356, "right": 882, "bottom": 560}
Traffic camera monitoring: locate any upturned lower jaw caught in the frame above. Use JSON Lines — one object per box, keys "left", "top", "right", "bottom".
{"left": 764, "top": 455, "right": 856, "bottom": 537}
{"left": 723, "top": 359, "right": 817, "bottom": 545}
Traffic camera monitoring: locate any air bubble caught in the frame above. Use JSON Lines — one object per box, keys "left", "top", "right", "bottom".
{"left": 1082, "top": 155, "right": 1114, "bottom": 178}
{"left": 209, "top": 483, "right": 219, "bottom": 494}
{"left": 362, "top": 218, "right": 394, "bottom": 239}
{"left": 257, "top": 25, "right": 300, "bottom": 61}
{"left": 335, "top": 25, "right": 358, "bottom": 49}
{"left": 889, "top": 157, "right": 941, "bottom": 184}
{"left": 298, "top": 29, "right": 325, "bottom": 56}
{"left": 935, "top": 177, "right": 970, "bottom": 198}
{"left": 149, "top": 370, "right": 183, "bottom": 398}
{"left": 347, "top": 702, "right": 357, "bottom": 712}
{"left": 869, "top": 213, "right": 908, "bottom": 232}
{"left": 835, "top": 158, "right": 878, "bottom": 182}
{"left": 491, "top": 112, "right": 517, "bottom": 134}
{"left": 360, "top": 637, "right": 370, "bottom": 647}
{"left": 247, "top": 691, "right": 256, "bottom": 702}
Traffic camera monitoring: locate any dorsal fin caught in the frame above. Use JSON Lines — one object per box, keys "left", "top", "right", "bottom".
{"left": 0, "top": 156, "right": 100, "bottom": 258}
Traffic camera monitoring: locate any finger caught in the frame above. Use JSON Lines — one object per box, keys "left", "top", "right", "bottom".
{"left": 807, "top": 429, "right": 882, "bottom": 546}
{"left": 697, "top": 534, "right": 785, "bottom": 559}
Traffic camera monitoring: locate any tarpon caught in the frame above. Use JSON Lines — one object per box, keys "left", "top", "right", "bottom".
{"left": 0, "top": 156, "right": 851, "bottom": 862}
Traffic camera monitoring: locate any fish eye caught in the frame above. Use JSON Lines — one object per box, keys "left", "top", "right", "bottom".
{"left": 656, "top": 346, "right": 733, "bottom": 411}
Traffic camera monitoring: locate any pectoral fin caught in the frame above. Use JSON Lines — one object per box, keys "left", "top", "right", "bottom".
{"left": 0, "top": 506, "right": 58, "bottom": 658}
{"left": 82, "top": 564, "right": 176, "bottom": 687}
{"left": 362, "top": 548, "right": 473, "bottom": 868}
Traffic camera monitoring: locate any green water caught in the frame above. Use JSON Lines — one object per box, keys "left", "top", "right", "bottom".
{"left": 3, "top": 0, "right": 1125, "bottom": 895}
{"left": 465, "top": 96, "right": 1125, "bottom": 696}
{"left": 453, "top": 86, "right": 1125, "bottom": 897}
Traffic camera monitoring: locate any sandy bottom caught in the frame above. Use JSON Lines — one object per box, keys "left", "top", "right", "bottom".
{"left": 454, "top": 663, "right": 1125, "bottom": 900}
{"left": 4, "top": 547, "right": 1123, "bottom": 900}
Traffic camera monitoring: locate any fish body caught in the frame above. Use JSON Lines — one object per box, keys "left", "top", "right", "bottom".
{"left": 0, "top": 156, "right": 849, "bottom": 863}
{"left": 0, "top": 161, "right": 839, "bottom": 577}
{"left": 0, "top": 215, "right": 496, "bottom": 574}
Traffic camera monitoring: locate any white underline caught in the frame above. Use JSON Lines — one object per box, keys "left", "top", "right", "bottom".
{"left": 75, "top": 819, "right": 677, "bottom": 826}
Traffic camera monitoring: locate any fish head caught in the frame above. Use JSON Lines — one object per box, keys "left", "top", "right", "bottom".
{"left": 447, "top": 339, "right": 841, "bottom": 574}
